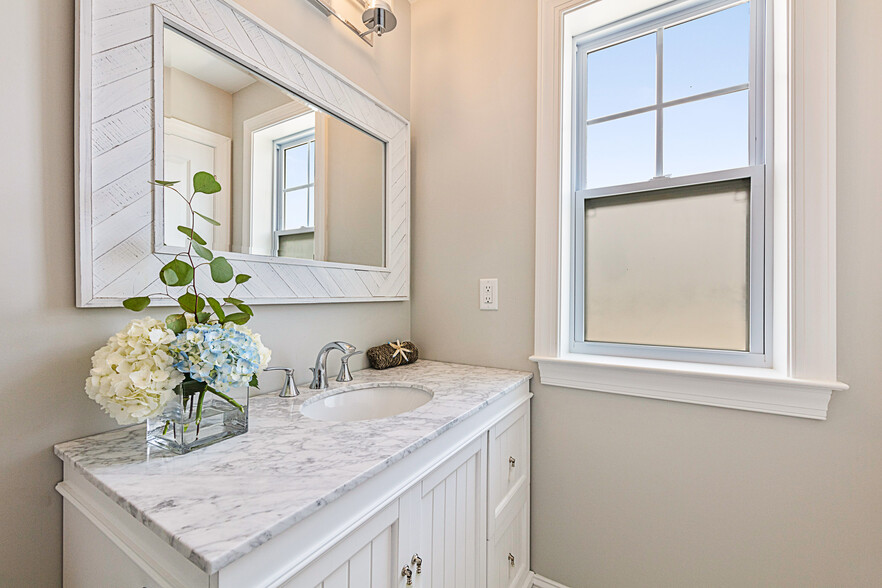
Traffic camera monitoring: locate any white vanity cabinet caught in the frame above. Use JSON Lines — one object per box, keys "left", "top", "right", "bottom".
{"left": 58, "top": 374, "right": 531, "bottom": 588}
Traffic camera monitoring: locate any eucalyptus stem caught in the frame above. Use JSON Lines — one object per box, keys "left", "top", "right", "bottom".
{"left": 194, "top": 389, "right": 206, "bottom": 438}
{"left": 207, "top": 387, "right": 245, "bottom": 412}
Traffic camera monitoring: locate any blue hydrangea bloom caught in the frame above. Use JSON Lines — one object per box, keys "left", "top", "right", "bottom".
{"left": 169, "top": 323, "right": 263, "bottom": 392}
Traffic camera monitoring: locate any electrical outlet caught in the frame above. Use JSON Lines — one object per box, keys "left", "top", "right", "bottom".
{"left": 480, "top": 278, "right": 498, "bottom": 310}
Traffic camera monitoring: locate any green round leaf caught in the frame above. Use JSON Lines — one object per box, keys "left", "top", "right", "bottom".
{"left": 177, "top": 226, "right": 207, "bottom": 246}
{"left": 236, "top": 302, "right": 253, "bottom": 316}
{"left": 210, "top": 257, "right": 234, "bottom": 283}
{"left": 177, "top": 293, "right": 206, "bottom": 314}
{"left": 235, "top": 274, "right": 251, "bottom": 284}
{"left": 222, "top": 312, "right": 250, "bottom": 325}
{"left": 223, "top": 297, "right": 243, "bottom": 305}
{"left": 193, "top": 242, "right": 214, "bottom": 261}
{"left": 152, "top": 179, "right": 180, "bottom": 186}
{"left": 122, "top": 296, "right": 151, "bottom": 311}
{"left": 195, "top": 311, "right": 211, "bottom": 323}
{"left": 195, "top": 211, "right": 221, "bottom": 226}
{"left": 160, "top": 259, "right": 194, "bottom": 287}
{"left": 193, "top": 171, "right": 222, "bottom": 195}
{"left": 207, "top": 297, "right": 225, "bottom": 321}
{"left": 165, "top": 314, "right": 187, "bottom": 334}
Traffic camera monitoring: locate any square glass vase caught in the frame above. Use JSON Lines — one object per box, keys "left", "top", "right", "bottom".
{"left": 146, "top": 385, "right": 249, "bottom": 454}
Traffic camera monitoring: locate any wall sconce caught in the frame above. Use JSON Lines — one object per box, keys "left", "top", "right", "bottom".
{"left": 304, "top": 0, "right": 397, "bottom": 46}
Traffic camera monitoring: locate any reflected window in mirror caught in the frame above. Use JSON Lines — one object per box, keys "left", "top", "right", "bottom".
{"left": 161, "top": 26, "right": 387, "bottom": 268}
{"left": 275, "top": 129, "right": 317, "bottom": 258}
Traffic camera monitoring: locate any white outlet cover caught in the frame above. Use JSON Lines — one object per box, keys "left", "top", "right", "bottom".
{"left": 480, "top": 278, "right": 498, "bottom": 310}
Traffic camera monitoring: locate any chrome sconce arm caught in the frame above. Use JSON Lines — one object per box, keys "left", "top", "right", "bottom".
{"left": 303, "top": 0, "right": 398, "bottom": 47}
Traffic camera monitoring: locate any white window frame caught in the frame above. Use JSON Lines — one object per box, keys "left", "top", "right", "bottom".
{"left": 274, "top": 130, "right": 317, "bottom": 235}
{"left": 533, "top": 0, "right": 847, "bottom": 419}
{"left": 571, "top": 0, "right": 769, "bottom": 367}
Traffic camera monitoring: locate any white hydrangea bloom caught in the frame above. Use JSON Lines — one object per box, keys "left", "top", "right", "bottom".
{"left": 85, "top": 317, "right": 184, "bottom": 425}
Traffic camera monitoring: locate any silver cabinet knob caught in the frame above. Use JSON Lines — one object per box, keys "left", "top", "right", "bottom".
{"left": 401, "top": 565, "right": 413, "bottom": 585}
{"left": 509, "top": 456, "right": 516, "bottom": 468}
{"left": 411, "top": 553, "right": 422, "bottom": 574}
{"left": 508, "top": 552, "right": 516, "bottom": 567}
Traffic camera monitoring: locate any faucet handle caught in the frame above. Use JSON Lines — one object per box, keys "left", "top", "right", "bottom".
{"left": 264, "top": 367, "right": 301, "bottom": 398}
{"left": 336, "top": 351, "right": 363, "bottom": 382}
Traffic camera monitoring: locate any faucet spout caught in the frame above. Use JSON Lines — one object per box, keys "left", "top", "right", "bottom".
{"left": 310, "top": 341, "right": 357, "bottom": 389}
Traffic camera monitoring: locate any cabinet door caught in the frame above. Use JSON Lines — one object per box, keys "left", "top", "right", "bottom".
{"left": 416, "top": 436, "right": 487, "bottom": 588}
{"left": 282, "top": 498, "right": 408, "bottom": 588}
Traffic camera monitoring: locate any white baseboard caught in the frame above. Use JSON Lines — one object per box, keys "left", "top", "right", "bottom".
{"left": 533, "top": 572, "right": 572, "bottom": 588}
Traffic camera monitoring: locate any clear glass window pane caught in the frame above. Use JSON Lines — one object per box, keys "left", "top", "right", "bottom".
{"left": 586, "top": 111, "right": 656, "bottom": 189}
{"left": 584, "top": 179, "right": 750, "bottom": 351}
{"left": 285, "top": 143, "right": 309, "bottom": 189}
{"left": 587, "top": 33, "right": 656, "bottom": 120}
{"left": 308, "top": 141, "right": 315, "bottom": 184}
{"left": 307, "top": 186, "right": 315, "bottom": 227}
{"left": 663, "top": 90, "right": 748, "bottom": 177}
{"left": 284, "top": 188, "right": 309, "bottom": 229}
{"left": 663, "top": 3, "right": 750, "bottom": 101}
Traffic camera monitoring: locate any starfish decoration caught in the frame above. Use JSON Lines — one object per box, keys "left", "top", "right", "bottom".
{"left": 390, "top": 340, "right": 411, "bottom": 365}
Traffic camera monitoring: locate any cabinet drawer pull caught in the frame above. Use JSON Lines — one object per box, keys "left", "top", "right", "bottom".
{"left": 509, "top": 456, "right": 516, "bottom": 468}
{"left": 412, "top": 553, "right": 422, "bottom": 574}
{"left": 508, "top": 552, "right": 516, "bottom": 567}
{"left": 402, "top": 565, "right": 413, "bottom": 585}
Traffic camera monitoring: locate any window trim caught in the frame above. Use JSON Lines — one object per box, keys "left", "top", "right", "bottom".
{"left": 532, "top": 0, "right": 847, "bottom": 420}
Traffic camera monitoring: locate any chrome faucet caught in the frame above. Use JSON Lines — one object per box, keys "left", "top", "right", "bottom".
{"left": 310, "top": 341, "right": 357, "bottom": 389}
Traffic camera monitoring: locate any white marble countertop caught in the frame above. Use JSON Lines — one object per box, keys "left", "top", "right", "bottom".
{"left": 55, "top": 360, "right": 532, "bottom": 574}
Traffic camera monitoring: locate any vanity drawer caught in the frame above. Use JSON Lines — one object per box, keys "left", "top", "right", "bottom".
{"left": 489, "top": 496, "right": 529, "bottom": 588}
{"left": 488, "top": 401, "right": 530, "bottom": 525}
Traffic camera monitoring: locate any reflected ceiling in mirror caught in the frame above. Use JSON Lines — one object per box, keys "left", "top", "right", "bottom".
{"left": 162, "top": 27, "right": 386, "bottom": 268}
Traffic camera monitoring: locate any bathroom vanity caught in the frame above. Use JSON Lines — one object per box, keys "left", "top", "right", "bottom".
{"left": 56, "top": 361, "right": 532, "bottom": 587}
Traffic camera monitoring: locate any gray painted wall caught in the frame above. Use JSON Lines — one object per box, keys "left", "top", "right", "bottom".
{"left": 411, "top": 0, "right": 882, "bottom": 586}
{"left": 0, "top": 1, "right": 410, "bottom": 585}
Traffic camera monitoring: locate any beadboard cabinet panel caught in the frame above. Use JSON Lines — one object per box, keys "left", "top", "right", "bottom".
{"left": 418, "top": 436, "right": 486, "bottom": 588}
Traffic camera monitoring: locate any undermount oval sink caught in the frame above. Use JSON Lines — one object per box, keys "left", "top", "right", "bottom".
{"left": 300, "top": 383, "right": 434, "bottom": 422}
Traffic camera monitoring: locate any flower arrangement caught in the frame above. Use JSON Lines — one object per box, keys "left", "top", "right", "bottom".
{"left": 86, "top": 318, "right": 184, "bottom": 425}
{"left": 85, "top": 172, "right": 271, "bottom": 446}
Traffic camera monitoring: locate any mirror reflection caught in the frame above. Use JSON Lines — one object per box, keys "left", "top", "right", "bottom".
{"left": 162, "top": 27, "right": 386, "bottom": 267}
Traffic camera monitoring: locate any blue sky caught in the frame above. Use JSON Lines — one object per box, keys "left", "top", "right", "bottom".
{"left": 585, "top": 2, "right": 751, "bottom": 188}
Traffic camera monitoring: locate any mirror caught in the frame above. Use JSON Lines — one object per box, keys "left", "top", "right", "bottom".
{"left": 162, "top": 27, "right": 386, "bottom": 268}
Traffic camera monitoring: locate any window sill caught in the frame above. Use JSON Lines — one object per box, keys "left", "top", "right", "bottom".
{"left": 529, "top": 354, "right": 847, "bottom": 420}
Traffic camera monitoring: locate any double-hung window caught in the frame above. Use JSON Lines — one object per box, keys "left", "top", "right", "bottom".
{"left": 274, "top": 130, "right": 316, "bottom": 256}
{"left": 572, "top": 0, "right": 768, "bottom": 367}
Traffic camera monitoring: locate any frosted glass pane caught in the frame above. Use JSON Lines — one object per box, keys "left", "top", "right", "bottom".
{"left": 587, "top": 33, "right": 656, "bottom": 120}
{"left": 663, "top": 3, "right": 750, "bottom": 101}
{"left": 284, "top": 188, "right": 309, "bottom": 229}
{"left": 584, "top": 179, "right": 750, "bottom": 350}
{"left": 285, "top": 143, "right": 309, "bottom": 189}
{"left": 664, "top": 90, "right": 748, "bottom": 177}
{"left": 586, "top": 111, "right": 656, "bottom": 189}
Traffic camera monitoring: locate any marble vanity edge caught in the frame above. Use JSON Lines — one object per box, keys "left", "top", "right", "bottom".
{"left": 55, "top": 369, "right": 533, "bottom": 574}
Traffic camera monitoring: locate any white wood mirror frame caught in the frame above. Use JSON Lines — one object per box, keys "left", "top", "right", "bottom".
{"left": 76, "top": 0, "right": 410, "bottom": 307}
